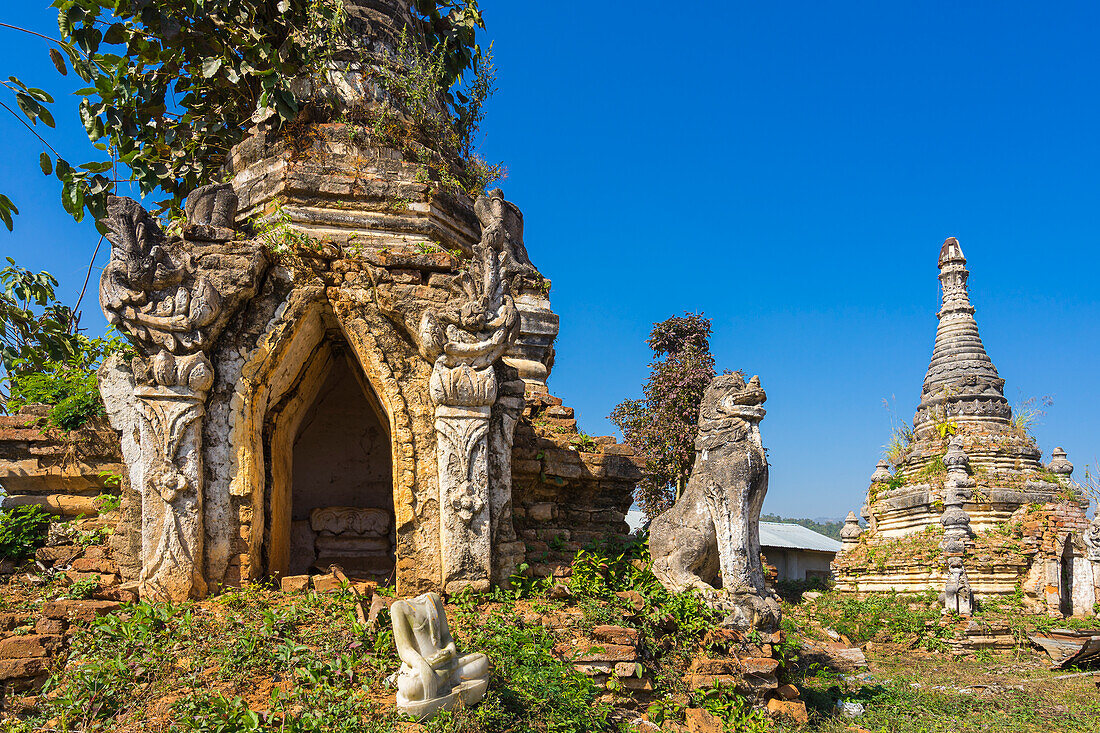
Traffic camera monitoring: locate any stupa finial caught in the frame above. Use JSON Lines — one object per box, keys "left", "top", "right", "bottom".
{"left": 914, "top": 238, "right": 1011, "bottom": 436}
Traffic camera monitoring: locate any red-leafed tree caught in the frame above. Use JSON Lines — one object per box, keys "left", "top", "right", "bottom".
{"left": 610, "top": 313, "right": 716, "bottom": 520}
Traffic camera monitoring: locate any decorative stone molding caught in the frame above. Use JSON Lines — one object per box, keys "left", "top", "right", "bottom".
{"left": 840, "top": 511, "right": 863, "bottom": 550}
{"left": 939, "top": 437, "right": 973, "bottom": 555}
{"left": 944, "top": 556, "right": 973, "bottom": 615}
{"left": 1084, "top": 517, "right": 1100, "bottom": 563}
{"left": 405, "top": 190, "right": 526, "bottom": 592}
{"left": 1046, "top": 447, "right": 1074, "bottom": 479}
{"left": 870, "top": 460, "right": 891, "bottom": 484}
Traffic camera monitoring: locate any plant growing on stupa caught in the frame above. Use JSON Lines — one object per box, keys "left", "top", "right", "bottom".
{"left": 0, "top": 1, "right": 491, "bottom": 232}
{"left": 610, "top": 312, "right": 717, "bottom": 520}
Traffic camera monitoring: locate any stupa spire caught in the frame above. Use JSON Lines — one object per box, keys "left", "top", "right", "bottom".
{"left": 913, "top": 238, "right": 1011, "bottom": 437}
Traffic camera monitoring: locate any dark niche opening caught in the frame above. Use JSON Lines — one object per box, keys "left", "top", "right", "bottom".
{"left": 275, "top": 343, "right": 396, "bottom": 582}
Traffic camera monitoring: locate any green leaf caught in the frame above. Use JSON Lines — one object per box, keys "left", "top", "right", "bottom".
{"left": 0, "top": 194, "right": 16, "bottom": 231}
{"left": 49, "top": 48, "right": 68, "bottom": 76}
{"left": 54, "top": 158, "right": 72, "bottom": 181}
{"left": 103, "top": 23, "right": 126, "bottom": 45}
{"left": 39, "top": 153, "right": 53, "bottom": 176}
{"left": 27, "top": 88, "right": 54, "bottom": 104}
{"left": 38, "top": 106, "right": 56, "bottom": 129}
{"left": 201, "top": 58, "right": 223, "bottom": 78}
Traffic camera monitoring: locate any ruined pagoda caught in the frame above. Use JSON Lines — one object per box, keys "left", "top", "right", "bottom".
{"left": 833, "top": 238, "right": 1096, "bottom": 617}
{"left": 0, "top": 0, "right": 643, "bottom": 603}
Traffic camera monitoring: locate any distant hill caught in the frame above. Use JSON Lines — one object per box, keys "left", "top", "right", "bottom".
{"left": 761, "top": 514, "right": 844, "bottom": 540}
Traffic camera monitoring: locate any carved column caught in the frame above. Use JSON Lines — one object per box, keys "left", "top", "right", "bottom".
{"left": 939, "top": 436, "right": 974, "bottom": 554}
{"left": 430, "top": 362, "right": 497, "bottom": 591}
{"left": 488, "top": 369, "right": 526, "bottom": 583}
{"left": 99, "top": 184, "right": 264, "bottom": 602}
{"left": 134, "top": 384, "right": 208, "bottom": 600}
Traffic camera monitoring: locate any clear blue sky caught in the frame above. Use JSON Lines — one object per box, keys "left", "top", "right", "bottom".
{"left": 1, "top": 2, "right": 1097, "bottom": 519}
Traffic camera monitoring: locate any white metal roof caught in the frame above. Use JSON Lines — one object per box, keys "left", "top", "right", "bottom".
{"left": 758, "top": 521, "right": 842, "bottom": 553}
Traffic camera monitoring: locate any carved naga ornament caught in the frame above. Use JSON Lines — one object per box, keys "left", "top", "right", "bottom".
{"left": 414, "top": 190, "right": 525, "bottom": 592}
{"left": 98, "top": 185, "right": 261, "bottom": 602}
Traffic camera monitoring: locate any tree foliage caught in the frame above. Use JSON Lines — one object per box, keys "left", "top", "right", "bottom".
{"left": 610, "top": 313, "right": 717, "bottom": 519}
{"left": 0, "top": 0, "right": 488, "bottom": 230}
{"left": 0, "top": 258, "right": 128, "bottom": 427}
{"left": 760, "top": 514, "right": 845, "bottom": 541}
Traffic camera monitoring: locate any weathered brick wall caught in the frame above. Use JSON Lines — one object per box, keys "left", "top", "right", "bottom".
{"left": 0, "top": 405, "right": 125, "bottom": 519}
{"left": 511, "top": 392, "right": 640, "bottom": 579}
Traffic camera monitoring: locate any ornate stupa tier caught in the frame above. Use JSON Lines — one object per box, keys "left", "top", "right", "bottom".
{"left": 913, "top": 238, "right": 1011, "bottom": 439}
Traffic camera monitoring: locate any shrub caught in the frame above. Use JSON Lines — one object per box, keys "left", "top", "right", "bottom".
{"left": 8, "top": 365, "right": 103, "bottom": 429}
{"left": 0, "top": 505, "right": 51, "bottom": 560}
{"left": 456, "top": 607, "right": 612, "bottom": 733}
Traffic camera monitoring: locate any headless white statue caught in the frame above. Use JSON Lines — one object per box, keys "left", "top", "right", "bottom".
{"left": 390, "top": 591, "right": 489, "bottom": 719}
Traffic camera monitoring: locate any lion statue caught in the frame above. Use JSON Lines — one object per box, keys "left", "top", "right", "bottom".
{"left": 648, "top": 372, "right": 779, "bottom": 627}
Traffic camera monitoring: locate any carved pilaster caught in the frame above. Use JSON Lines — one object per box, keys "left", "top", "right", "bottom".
{"left": 409, "top": 189, "right": 525, "bottom": 592}
{"left": 134, "top": 386, "right": 208, "bottom": 601}
{"left": 98, "top": 184, "right": 266, "bottom": 602}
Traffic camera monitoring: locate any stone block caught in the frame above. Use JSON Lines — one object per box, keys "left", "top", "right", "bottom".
{"left": 0, "top": 657, "right": 49, "bottom": 681}
{"left": 71, "top": 557, "right": 118, "bottom": 574}
{"left": 620, "top": 676, "right": 654, "bottom": 691}
{"left": 557, "top": 642, "right": 637, "bottom": 663}
{"left": 0, "top": 635, "right": 61, "bottom": 659}
{"left": 94, "top": 586, "right": 139, "bottom": 604}
{"left": 312, "top": 573, "right": 343, "bottom": 593}
{"left": 35, "top": 618, "right": 65, "bottom": 635}
{"left": 613, "top": 661, "right": 642, "bottom": 677}
{"left": 615, "top": 590, "right": 646, "bottom": 613}
{"left": 62, "top": 570, "right": 118, "bottom": 587}
{"left": 527, "top": 503, "right": 556, "bottom": 522}
{"left": 513, "top": 459, "right": 542, "bottom": 475}
{"left": 688, "top": 657, "right": 740, "bottom": 675}
{"left": 34, "top": 546, "right": 82, "bottom": 567}
{"left": 390, "top": 269, "right": 422, "bottom": 284}
{"left": 1, "top": 493, "right": 100, "bottom": 517}
{"left": 776, "top": 683, "right": 800, "bottom": 700}
{"left": 767, "top": 698, "right": 808, "bottom": 725}
{"left": 591, "top": 625, "right": 639, "bottom": 646}
{"left": 741, "top": 657, "right": 779, "bottom": 676}
{"left": 684, "top": 708, "right": 723, "bottom": 733}
{"left": 684, "top": 673, "right": 740, "bottom": 690}
{"left": 280, "top": 575, "right": 311, "bottom": 593}
{"left": 41, "top": 600, "right": 121, "bottom": 623}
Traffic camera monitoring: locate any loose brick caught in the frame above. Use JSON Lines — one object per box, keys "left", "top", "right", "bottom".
{"left": 41, "top": 600, "right": 120, "bottom": 623}
{"left": 0, "top": 635, "right": 61, "bottom": 659}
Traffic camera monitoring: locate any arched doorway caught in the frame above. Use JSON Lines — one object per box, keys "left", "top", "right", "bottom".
{"left": 264, "top": 334, "right": 395, "bottom": 582}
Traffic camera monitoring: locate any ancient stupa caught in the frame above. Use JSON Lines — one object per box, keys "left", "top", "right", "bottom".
{"left": 0, "top": 0, "right": 641, "bottom": 602}
{"left": 833, "top": 238, "right": 1097, "bottom": 617}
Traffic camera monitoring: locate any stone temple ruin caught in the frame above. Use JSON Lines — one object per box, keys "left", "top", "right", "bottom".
{"left": 833, "top": 238, "right": 1097, "bottom": 618}
{"left": 0, "top": 1, "right": 641, "bottom": 602}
